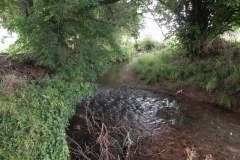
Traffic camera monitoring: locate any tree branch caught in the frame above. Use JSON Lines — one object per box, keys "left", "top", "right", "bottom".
{"left": 158, "top": 0, "right": 166, "bottom": 5}
{"left": 100, "top": 0, "right": 120, "bottom": 5}
{"left": 83, "top": 0, "right": 120, "bottom": 9}
{"left": 25, "top": 0, "right": 33, "bottom": 17}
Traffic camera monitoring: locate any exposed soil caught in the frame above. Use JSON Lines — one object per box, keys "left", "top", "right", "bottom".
{"left": 122, "top": 63, "right": 232, "bottom": 111}
{"left": 0, "top": 54, "right": 51, "bottom": 79}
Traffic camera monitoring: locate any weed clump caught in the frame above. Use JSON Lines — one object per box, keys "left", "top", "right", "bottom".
{"left": 1, "top": 74, "right": 26, "bottom": 93}
{"left": 203, "top": 37, "right": 229, "bottom": 56}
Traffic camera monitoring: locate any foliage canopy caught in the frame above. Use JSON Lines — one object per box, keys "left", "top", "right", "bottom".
{"left": 155, "top": 0, "right": 240, "bottom": 56}
{"left": 0, "top": 0, "right": 143, "bottom": 80}
{"left": 0, "top": 0, "right": 145, "bottom": 159}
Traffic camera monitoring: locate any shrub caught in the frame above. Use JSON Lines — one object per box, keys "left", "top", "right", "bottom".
{"left": 137, "top": 37, "right": 158, "bottom": 52}
{"left": 0, "top": 76, "right": 93, "bottom": 159}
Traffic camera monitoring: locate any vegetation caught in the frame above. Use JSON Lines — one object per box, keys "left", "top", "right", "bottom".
{"left": 136, "top": 0, "right": 240, "bottom": 109}
{"left": 0, "top": 75, "right": 93, "bottom": 159}
{"left": 2, "top": 1, "right": 139, "bottom": 80}
{"left": 132, "top": 38, "right": 240, "bottom": 110}
{"left": 0, "top": 0, "right": 240, "bottom": 158}
{"left": 154, "top": 0, "right": 240, "bottom": 56}
{"left": 136, "top": 37, "right": 160, "bottom": 52}
{"left": 0, "top": 0, "right": 144, "bottom": 159}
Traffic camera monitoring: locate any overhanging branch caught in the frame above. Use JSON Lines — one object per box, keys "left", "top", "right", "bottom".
{"left": 158, "top": 0, "right": 166, "bottom": 5}
{"left": 83, "top": 0, "right": 120, "bottom": 9}
{"left": 100, "top": 0, "right": 120, "bottom": 5}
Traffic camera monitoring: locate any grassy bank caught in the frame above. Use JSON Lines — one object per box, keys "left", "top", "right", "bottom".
{"left": 0, "top": 36, "right": 134, "bottom": 159}
{"left": 132, "top": 38, "right": 240, "bottom": 110}
{"left": 0, "top": 74, "right": 93, "bottom": 159}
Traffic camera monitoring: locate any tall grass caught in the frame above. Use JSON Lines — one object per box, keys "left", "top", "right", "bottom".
{"left": 131, "top": 46, "right": 186, "bottom": 83}
{"left": 131, "top": 38, "right": 240, "bottom": 108}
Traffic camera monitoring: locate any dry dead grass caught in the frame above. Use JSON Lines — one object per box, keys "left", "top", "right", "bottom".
{"left": 0, "top": 54, "right": 51, "bottom": 79}
{"left": 1, "top": 74, "right": 26, "bottom": 93}
{"left": 203, "top": 37, "right": 230, "bottom": 55}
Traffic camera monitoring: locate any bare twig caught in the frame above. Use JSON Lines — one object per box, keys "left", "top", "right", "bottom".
{"left": 67, "top": 135, "right": 91, "bottom": 160}
{"left": 68, "top": 105, "right": 134, "bottom": 160}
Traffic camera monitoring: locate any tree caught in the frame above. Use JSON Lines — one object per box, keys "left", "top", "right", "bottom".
{"left": 0, "top": 0, "right": 142, "bottom": 80}
{"left": 155, "top": 0, "right": 240, "bottom": 57}
{"left": 0, "top": 1, "right": 150, "bottom": 159}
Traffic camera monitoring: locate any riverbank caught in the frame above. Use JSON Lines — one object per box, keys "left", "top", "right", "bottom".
{"left": 125, "top": 38, "right": 240, "bottom": 112}
{"left": 122, "top": 63, "right": 238, "bottom": 112}
{"left": 69, "top": 63, "right": 240, "bottom": 160}
{"left": 0, "top": 54, "right": 93, "bottom": 159}
{"left": 0, "top": 54, "right": 50, "bottom": 78}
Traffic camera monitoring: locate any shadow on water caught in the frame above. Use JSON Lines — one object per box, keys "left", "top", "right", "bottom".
{"left": 68, "top": 62, "right": 240, "bottom": 160}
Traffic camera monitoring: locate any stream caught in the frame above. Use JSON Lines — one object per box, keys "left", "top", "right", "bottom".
{"left": 68, "top": 63, "right": 240, "bottom": 160}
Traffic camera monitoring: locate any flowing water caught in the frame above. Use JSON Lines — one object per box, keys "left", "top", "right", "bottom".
{"left": 68, "top": 63, "right": 240, "bottom": 160}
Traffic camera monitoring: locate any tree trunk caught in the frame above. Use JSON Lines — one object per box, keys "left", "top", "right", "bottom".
{"left": 25, "top": 0, "right": 33, "bottom": 17}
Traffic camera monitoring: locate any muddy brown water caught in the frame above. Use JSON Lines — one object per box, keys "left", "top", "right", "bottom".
{"left": 68, "top": 63, "right": 240, "bottom": 160}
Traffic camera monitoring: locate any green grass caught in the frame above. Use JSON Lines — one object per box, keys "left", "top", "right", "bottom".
{"left": 132, "top": 46, "right": 186, "bottom": 83}
{"left": 131, "top": 40, "right": 240, "bottom": 109}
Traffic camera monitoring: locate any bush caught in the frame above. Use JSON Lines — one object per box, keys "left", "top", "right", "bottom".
{"left": 0, "top": 76, "right": 93, "bottom": 159}
{"left": 113, "top": 42, "right": 135, "bottom": 62}
{"left": 137, "top": 37, "right": 159, "bottom": 52}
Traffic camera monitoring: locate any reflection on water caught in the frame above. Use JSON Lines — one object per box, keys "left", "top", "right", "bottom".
{"left": 74, "top": 87, "right": 240, "bottom": 159}
{"left": 96, "top": 62, "right": 128, "bottom": 89}
{"left": 70, "top": 62, "right": 240, "bottom": 159}
{"left": 79, "top": 88, "right": 180, "bottom": 134}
